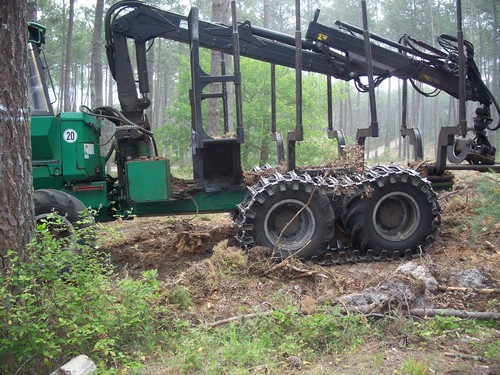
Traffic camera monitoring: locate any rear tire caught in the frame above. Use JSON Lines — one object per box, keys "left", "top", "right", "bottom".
{"left": 343, "top": 170, "right": 440, "bottom": 255}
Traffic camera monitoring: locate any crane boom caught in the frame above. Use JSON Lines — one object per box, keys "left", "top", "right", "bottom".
{"left": 105, "top": 1, "right": 496, "bottom": 121}
{"left": 105, "top": 0, "right": 498, "bottom": 169}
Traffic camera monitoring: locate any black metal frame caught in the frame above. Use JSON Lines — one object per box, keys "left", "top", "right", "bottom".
{"left": 188, "top": 4, "right": 243, "bottom": 188}
{"left": 105, "top": 0, "right": 499, "bottom": 179}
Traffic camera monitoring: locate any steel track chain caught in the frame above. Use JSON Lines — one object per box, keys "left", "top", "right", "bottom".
{"left": 233, "top": 164, "right": 441, "bottom": 266}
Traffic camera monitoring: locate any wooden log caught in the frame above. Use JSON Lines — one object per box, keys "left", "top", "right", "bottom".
{"left": 409, "top": 308, "right": 500, "bottom": 320}
{"left": 444, "top": 352, "right": 485, "bottom": 362}
{"left": 437, "top": 285, "right": 500, "bottom": 294}
{"left": 50, "top": 355, "right": 97, "bottom": 375}
{"left": 207, "top": 311, "right": 274, "bottom": 328}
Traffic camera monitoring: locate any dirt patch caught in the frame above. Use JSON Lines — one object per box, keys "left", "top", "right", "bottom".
{"left": 97, "top": 172, "right": 499, "bottom": 373}
{"left": 98, "top": 175, "right": 500, "bottom": 314}
{"left": 98, "top": 215, "right": 235, "bottom": 280}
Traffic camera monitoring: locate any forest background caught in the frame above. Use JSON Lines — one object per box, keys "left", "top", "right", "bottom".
{"left": 35, "top": 0, "right": 499, "bottom": 170}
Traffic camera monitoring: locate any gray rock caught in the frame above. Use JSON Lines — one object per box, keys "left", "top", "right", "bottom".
{"left": 339, "top": 262, "right": 437, "bottom": 313}
{"left": 396, "top": 262, "right": 439, "bottom": 292}
{"left": 449, "top": 268, "right": 487, "bottom": 289}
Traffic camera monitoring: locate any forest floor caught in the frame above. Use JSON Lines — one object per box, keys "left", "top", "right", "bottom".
{"left": 99, "top": 171, "right": 499, "bottom": 374}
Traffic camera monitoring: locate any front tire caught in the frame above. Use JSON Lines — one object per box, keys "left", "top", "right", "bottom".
{"left": 34, "top": 189, "right": 94, "bottom": 246}
{"left": 244, "top": 174, "right": 334, "bottom": 259}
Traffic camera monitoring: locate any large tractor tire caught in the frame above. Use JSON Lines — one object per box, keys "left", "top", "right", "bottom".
{"left": 34, "top": 189, "right": 94, "bottom": 246}
{"left": 343, "top": 169, "right": 441, "bottom": 255}
{"left": 243, "top": 174, "right": 335, "bottom": 260}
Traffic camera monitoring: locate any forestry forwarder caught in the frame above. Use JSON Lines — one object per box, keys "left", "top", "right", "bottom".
{"left": 29, "top": 0, "right": 499, "bottom": 264}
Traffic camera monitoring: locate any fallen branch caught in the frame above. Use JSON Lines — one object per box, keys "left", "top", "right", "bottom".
{"left": 261, "top": 259, "right": 289, "bottom": 276}
{"left": 444, "top": 352, "right": 485, "bottom": 362}
{"left": 289, "top": 265, "right": 312, "bottom": 273}
{"left": 262, "top": 240, "right": 311, "bottom": 276}
{"left": 409, "top": 308, "right": 500, "bottom": 320}
{"left": 437, "top": 285, "right": 500, "bottom": 294}
{"left": 207, "top": 311, "right": 274, "bottom": 328}
{"left": 289, "top": 265, "right": 328, "bottom": 279}
{"left": 292, "top": 270, "right": 317, "bottom": 278}
{"left": 484, "top": 240, "right": 497, "bottom": 250}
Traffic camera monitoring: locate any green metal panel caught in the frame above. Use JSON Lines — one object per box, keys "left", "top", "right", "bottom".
{"left": 31, "top": 116, "right": 61, "bottom": 162}
{"left": 31, "top": 116, "right": 65, "bottom": 191}
{"left": 59, "top": 112, "right": 104, "bottom": 183}
{"left": 132, "top": 189, "right": 247, "bottom": 215}
{"left": 62, "top": 182, "right": 110, "bottom": 220}
{"left": 126, "top": 159, "right": 171, "bottom": 202}
{"left": 32, "top": 166, "right": 64, "bottom": 190}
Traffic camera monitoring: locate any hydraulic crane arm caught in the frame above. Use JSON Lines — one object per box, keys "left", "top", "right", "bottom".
{"left": 306, "top": 14, "right": 495, "bottom": 109}
{"left": 105, "top": 1, "right": 498, "bottom": 133}
{"left": 105, "top": 1, "right": 335, "bottom": 122}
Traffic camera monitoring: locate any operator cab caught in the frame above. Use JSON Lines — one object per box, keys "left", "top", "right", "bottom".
{"left": 27, "top": 22, "right": 54, "bottom": 117}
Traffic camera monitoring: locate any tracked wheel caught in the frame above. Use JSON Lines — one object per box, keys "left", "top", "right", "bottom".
{"left": 343, "top": 168, "right": 441, "bottom": 256}
{"left": 236, "top": 172, "right": 334, "bottom": 260}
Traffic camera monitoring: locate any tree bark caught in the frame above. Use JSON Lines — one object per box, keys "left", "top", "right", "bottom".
{"left": 0, "top": 0, "right": 35, "bottom": 261}
{"left": 27, "top": 0, "right": 37, "bottom": 21}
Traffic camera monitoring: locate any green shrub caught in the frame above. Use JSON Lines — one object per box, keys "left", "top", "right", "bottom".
{"left": 0, "top": 218, "right": 168, "bottom": 374}
{"left": 163, "top": 305, "right": 368, "bottom": 373}
{"left": 402, "top": 356, "right": 430, "bottom": 375}
{"left": 166, "top": 285, "right": 193, "bottom": 310}
{"left": 471, "top": 174, "right": 500, "bottom": 237}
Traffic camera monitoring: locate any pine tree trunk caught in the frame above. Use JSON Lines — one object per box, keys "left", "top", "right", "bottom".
{"left": 71, "top": 60, "right": 77, "bottom": 111}
{"left": 63, "top": 0, "right": 75, "bottom": 112}
{"left": 208, "top": 0, "right": 229, "bottom": 135}
{"left": 90, "top": 0, "right": 104, "bottom": 109}
{"left": 432, "top": 96, "right": 439, "bottom": 158}
{"left": 259, "top": 0, "right": 271, "bottom": 164}
{"left": 355, "top": 90, "right": 361, "bottom": 139}
{"left": 107, "top": 68, "right": 113, "bottom": 106}
{"left": 0, "top": 0, "right": 35, "bottom": 260}
{"left": 385, "top": 78, "right": 392, "bottom": 149}
{"left": 80, "top": 65, "right": 85, "bottom": 107}
{"left": 146, "top": 38, "right": 155, "bottom": 128}
{"left": 58, "top": 1, "right": 67, "bottom": 112}
{"left": 492, "top": 0, "right": 499, "bottom": 150}
{"left": 347, "top": 84, "right": 353, "bottom": 136}
{"left": 397, "top": 80, "right": 402, "bottom": 158}
{"left": 27, "top": 0, "right": 37, "bottom": 21}
{"left": 153, "top": 41, "right": 163, "bottom": 130}
{"left": 339, "top": 87, "right": 344, "bottom": 131}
